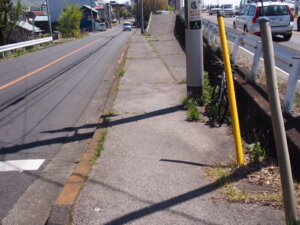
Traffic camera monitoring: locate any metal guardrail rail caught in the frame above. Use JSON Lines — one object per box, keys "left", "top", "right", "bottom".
{"left": 0, "top": 37, "right": 53, "bottom": 57}
{"left": 202, "top": 19, "right": 300, "bottom": 113}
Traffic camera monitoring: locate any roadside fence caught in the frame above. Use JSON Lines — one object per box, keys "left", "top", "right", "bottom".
{"left": 202, "top": 19, "right": 300, "bottom": 113}
{"left": 0, "top": 37, "right": 53, "bottom": 58}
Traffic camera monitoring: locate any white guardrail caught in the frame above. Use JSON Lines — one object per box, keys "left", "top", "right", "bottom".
{"left": 146, "top": 12, "right": 153, "bottom": 33}
{"left": 202, "top": 19, "right": 300, "bottom": 114}
{"left": 0, "top": 37, "right": 53, "bottom": 57}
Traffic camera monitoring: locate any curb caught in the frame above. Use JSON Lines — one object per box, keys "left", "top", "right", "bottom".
{"left": 45, "top": 34, "right": 131, "bottom": 225}
{"left": 146, "top": 12, "right": 153, "bottom": 33}
{"left": 46, "top": 127, "right": 104, "bottom": 225}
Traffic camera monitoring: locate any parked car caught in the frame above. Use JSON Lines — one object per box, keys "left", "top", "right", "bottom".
{"left": 209, "top": 5, "right": 221, "bottom": 15}
{"left": 156, "top": 10, "right": 170, "bottom": 14}
{"left": 131, "top": 21, "right": 138, "bottom": 28}
{"left": 98, "top": 23, "right": 106, "bottom": 31}
{"left": 221, "top": 4, "right": 236, "bottom": 17}
{"left": 123, "top": 22, "right": 132, "bottom": 31}
{"left": 233, "top": 1, "right": 294, "bottom": 41}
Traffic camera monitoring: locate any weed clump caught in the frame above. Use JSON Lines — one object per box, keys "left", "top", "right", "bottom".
{"left": 181, "top": 97, "right": 202, "bottom": 122}
{"left": 186, "top": 100, "right": 201, "bottom": 121}
{"left": 118, "top": 69, "right": 125, "bottom": 77}
{"left": 201, "top": 71, "right": 214, "bottom": 105}
{"left": 286, "top": 219, "right": 300, "bottom": 225}
{"left": 248, "top": 141, "right": 266, "bottom": 163}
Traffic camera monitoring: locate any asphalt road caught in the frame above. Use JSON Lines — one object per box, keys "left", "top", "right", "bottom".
{"left": 0, "top": 25, "right": 131, "bottom": 223}
{"left": 202, "top": 13, "right": 300, "bottom": 48}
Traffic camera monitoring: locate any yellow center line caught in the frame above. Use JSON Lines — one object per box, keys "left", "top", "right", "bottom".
{"left": 0, "top": 38, "right": 104, "bottom": 91}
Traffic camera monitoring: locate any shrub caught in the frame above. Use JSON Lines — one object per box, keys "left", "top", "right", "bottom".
{"left": 57, "top": 4, "right": 82, "bottom": 38}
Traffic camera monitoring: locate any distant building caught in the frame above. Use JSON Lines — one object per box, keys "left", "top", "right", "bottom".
{"left": 80, "top": 5, "right": 101, "bottom": 31}
{"left": 34, "top": 15, "right": 49, "bottom": 32}
{"left": 169, "top": 0, "right": 182, "bottom": 12}
{"left": 41, "top": 2, "right": 47, "bottom": 12}
{"left": 48, "top": 0, "right": 95, "bottom": 22}
{"left": 25, "top": 10, "right": 46, "bottom": 19}
{"left": 8, "top": 21, "right": 43, "bottom": 43}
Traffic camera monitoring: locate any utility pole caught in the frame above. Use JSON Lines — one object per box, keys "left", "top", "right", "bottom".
{"left": 90, "top": 4, "right": 94, "bottom": 32}
{"left": 153, "top": 0, "right": 155, "bottom": 12}
{"left": 106, "top": 3, "right": 111, "bottom": 28}
{"left": 151, "top": 0, "right": 154, "bottom": 12}
{"left": 135, "top": 0, "right": 139, "bottom": 28}
{"left": 184, "top": 0, "right": 204, "bottom": 98}
{"left": 140, "top": 0, "right": 144, "bottom": 33}
{"left": 295, "top": 0, "right": 299, "bottom": 17}
{"left": 45, "top": 0, "right": 52, "bottom": 37}
{"left": 32, "top": 16, "right": 35, "bottom": 39}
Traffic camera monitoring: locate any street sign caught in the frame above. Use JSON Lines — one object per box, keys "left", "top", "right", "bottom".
{"left": 187, "top": 0, "right": 202, "bottom": 30}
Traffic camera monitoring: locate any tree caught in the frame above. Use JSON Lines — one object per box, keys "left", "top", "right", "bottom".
{"left": 57, "top": 4, "right": 82, "bottom": 38}
{"left": 120, "top": 8, "right": 131, "bottom": 19}
{"left": 142, "top": 0, "right": 168, "bottom": 22}
{"left": 0, "top": 0, "right": 22, "bottom": 45}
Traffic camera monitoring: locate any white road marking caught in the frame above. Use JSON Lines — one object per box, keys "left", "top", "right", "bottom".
{"left": 0, "top": 159, "right": 45, "bottom": 172}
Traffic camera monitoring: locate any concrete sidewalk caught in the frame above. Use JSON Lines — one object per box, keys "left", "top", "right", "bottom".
{"left": 72, "top": 14, "right": 284, "bottom": 225}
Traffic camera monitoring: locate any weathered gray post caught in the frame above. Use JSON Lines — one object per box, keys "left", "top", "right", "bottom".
{"left": 259, "top": 17, "right": 298, "bottom": 222}
{"left": 184, "top": 0, "right": 204, "bottom": 99}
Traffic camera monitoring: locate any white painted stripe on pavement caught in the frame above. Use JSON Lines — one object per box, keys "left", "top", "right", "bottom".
{"left": 0, "top": 159, "right": 45, "bottom": 172}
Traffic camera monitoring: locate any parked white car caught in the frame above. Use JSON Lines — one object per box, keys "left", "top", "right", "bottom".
{"left": 98, "top": 23, "right": 107, "bottom": 31}
{"left": 221, "top": 4, "right": 236, "bottom": 17}
{"left": 209, "top": 5, "right": 221, "bottom": 15}
{"left": 123, "top": 22, "right": 132, "bottom": 31}
{"left": 233, "top": 1, "right": 294, "bottom": 40}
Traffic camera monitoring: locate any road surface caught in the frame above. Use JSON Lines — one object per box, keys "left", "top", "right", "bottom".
{"left": 0, "top": 25, "right": 131, "bottom": 224}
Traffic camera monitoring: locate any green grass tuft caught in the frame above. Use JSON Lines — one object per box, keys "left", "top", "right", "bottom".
{"left": 178, "top": 79, "right": 186, "bottom": 84}
{"left": 186, "top": 100, "right": 201, "bottom": 121}
{"left": 95, "top": 129, "right": 107, "bottom": 158}
{"left": 286, "top": 219, "right": 300, "bottom": 225}
{"left": 248, "top": 141, "right": 266, "bottom": 163}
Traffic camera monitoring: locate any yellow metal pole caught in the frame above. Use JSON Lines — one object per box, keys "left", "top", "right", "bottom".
{"left": 217, "top": 15, "right": 244, "bottom": 166}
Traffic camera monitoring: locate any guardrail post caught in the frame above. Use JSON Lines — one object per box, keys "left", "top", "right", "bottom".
{"left": 203, "top": 22, "right": 207, "bottom": 39}
{"left": 283, "top": 56, "right": 300, "bottom": 113}
{"left": 249, "top": 41, "right": 262, "bottom": 82}
{"left": 231, "top": 33, "right": 240, "bottom": 65}
{"left": 205, "top": 23, "right": 211, "bottom": 44}
{"left": 260, "top": 17, "right": 297, "bottom": 222}
{"left": 210, "top": 26, "right": 216, "bottom": 47}
{"left": 204, "top": 22, "right": 209, "bottom": 40}
{"left": 207, "top": 23, "right": 212, "bottom": 45}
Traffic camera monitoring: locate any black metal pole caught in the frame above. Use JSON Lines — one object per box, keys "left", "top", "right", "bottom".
{"left": 140, "top": 0, "right": 144, "bottom": 33}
